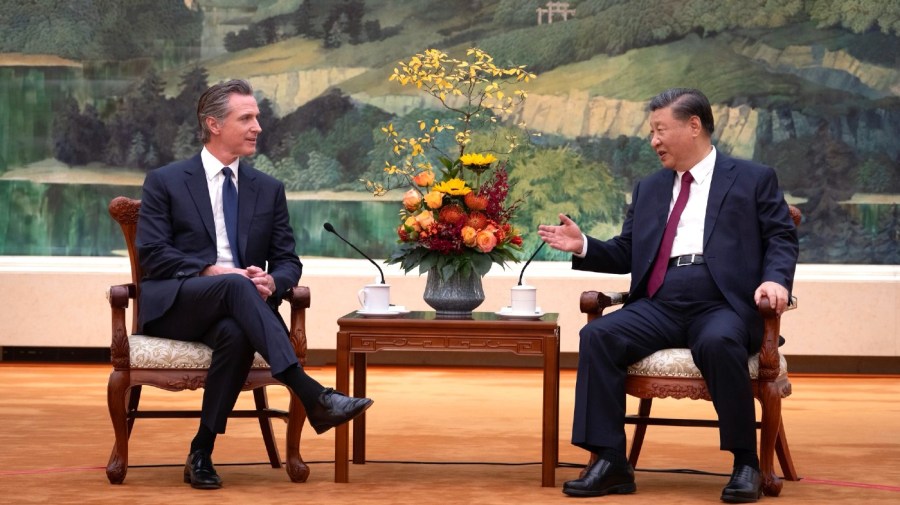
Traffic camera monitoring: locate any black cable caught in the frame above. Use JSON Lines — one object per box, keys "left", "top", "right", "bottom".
{"left": 132, "top": 460, "right": 731, "bottom": 477}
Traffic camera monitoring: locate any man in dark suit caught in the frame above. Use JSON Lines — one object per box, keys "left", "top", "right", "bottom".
{"left": 136, "top": 79, "right": 372, "bottom": 489}
{"left": 538, "top": 88, "right": 798, "bottom": 503}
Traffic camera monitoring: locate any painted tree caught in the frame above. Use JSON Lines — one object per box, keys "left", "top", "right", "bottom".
{"left": 507, "top": 146, "right": 623, "bottom": 260}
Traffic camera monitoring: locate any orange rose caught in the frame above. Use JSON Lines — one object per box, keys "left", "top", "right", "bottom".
{"left": 404, "top": 215, "right": 420, "bottom": 231}
{"left": 461, "top": 226, "right": 478, "bottom": 247}
{"left": 415, "top": 210, "right": 435, "bottom": 230}
{"left": 403, "top": 189, "right": 421, "bottom": 212}
{"left": 475, "top": 229, "right": 498, "bottom": 253}
{"left": 413, "top": 170, "right": 435, "bottom": 187}
{"left": 424, "top": 190, "right": 444, "bottom": 209}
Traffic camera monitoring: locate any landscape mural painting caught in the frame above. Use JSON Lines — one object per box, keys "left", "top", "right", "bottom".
{"left": 1, "top": 0, "right": 898, "bottom": 264}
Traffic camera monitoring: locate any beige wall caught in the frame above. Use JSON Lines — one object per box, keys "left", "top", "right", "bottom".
{"left": 0, "top": 257, "right": 897, "bottom": 356}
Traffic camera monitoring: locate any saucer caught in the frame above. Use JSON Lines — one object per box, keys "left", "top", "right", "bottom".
{"left": 495, "top": 306, "right": 544, "bottom": 320}
{"left": 356, "top": 305, "right": 410, "bottom": 318}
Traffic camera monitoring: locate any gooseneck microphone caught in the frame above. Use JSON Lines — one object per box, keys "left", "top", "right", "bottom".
{"left": 519, "top": 215, "right": 569, "bottom": 285}
{"left": 518, "top": 241, "right": 546, "bottom": 286}
{"left": 323, "top": 222, "right": 386, "bottom": 284}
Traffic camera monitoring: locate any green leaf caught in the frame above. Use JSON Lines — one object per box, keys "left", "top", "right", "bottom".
{"left": 441, "top": 261, "right": 460, "bottom": 280}
{"left": 471, "top": 252, "right": 493, "bottom": 276}
{"left": 418, "top": 252, "right": 438, "bottom": 273}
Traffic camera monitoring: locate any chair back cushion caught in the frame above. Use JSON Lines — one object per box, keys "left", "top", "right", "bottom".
{"left": 628, "top": 348, "right": 787, "bottom": 382}
{"left": 129, "top": 335, "right": 270, "bottom": 369}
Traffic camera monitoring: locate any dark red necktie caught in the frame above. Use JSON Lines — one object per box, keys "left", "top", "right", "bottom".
{"left": 647, "top": 171, "right": 693, "bottom": 297}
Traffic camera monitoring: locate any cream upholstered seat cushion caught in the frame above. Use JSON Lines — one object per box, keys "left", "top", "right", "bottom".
{"left": 628, "top": 348, "right": 788, "bottom": 381}
{"left": 128, "top": 334, "right": 270, "bottom": 369}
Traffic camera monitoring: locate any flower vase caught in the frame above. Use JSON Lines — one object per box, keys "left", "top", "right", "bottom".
{"left": 423, "top": 267, "right": 485, "bottom": 319}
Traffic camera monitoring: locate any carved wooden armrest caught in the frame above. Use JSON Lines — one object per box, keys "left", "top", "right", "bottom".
{"left": 107, "top": 283, "right": 134, "bottom": 309}
{"left": 108, "top": 283, "right": 136, "bottom": 369}
{"left": 285, "top": 285, "right": 311, "bottom": 309}
{"left": 756, "top": 296, "right": 798, "bottom": 378}
{"left": 284, "top": 286, "right": 311, "bottom": 365}
{"left": 580, "top": 290, "right": 628, "bottom": 322}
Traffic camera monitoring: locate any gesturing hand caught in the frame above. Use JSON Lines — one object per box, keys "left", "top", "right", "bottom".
{"left": 537, "top": 213, "right": 585, "bottom": 254}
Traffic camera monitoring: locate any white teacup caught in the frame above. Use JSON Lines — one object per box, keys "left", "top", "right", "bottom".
{"left": 358, "top": 283, "right": 391, "bottom": 311}
{"left": 510, "top": 284, "right": 537, "bottom": 314}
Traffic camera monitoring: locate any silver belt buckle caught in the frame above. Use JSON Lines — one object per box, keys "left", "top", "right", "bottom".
{"left": 676, "top": 254, "right": 694, "bottom": 267}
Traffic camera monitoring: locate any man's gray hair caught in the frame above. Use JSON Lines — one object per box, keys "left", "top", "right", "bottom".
{"left": 197, "top": 79, "right": 253, "bottom": 144}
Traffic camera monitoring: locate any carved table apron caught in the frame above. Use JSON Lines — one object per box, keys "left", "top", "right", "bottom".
{"left": 334, "top": 311, "right": 561, "bottom": 487}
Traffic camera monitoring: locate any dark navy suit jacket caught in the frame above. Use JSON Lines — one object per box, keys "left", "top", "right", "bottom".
{"left": 573, "top": 152, "right": 798, "bottom": 351}
{"left": 135, "top": 153, "right": 302, "bottom": 331}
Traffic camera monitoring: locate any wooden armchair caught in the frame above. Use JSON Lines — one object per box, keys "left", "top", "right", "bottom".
{"left": 105, "top": 196, "right": 311, "bottom": 484}
{"left": 578, "top": 206, "right": 802, "bottom": 497}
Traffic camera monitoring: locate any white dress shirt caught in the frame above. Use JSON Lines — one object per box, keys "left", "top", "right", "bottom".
{"left": 669, "top": 146, "right": 715, "bottom": 258}
{"left": 576, "top": 146, "right": 716, "bottom": 258}
{"left": 200, "top": 147, "right": 240, "bottom": 268}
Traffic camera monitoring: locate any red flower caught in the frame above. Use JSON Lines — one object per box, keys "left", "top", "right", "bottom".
{"left": 466, "top": 211, "right": 488, "bottom": 230}
{"left": 464, "top": 192, "right": 489, "bottom": 211}
{"left": 439, "top": 204, "right": 467, "bottom": 225}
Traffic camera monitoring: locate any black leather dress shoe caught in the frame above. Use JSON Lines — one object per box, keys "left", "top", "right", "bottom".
{"left": 721, "top": 465, "right": 762, "bottom": 503}
{"left": 562, "top": 458, "right": 636, "bottom": 497}
{"left": 307, "top": 388, "right": 373, "bottom": 435}
{"left": 183, "top": 449, "right": 222, "bottom": 490}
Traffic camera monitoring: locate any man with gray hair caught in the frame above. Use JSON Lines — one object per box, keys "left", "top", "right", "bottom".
{"left": 137, "top": 79, "right": 373, "bottom": 489}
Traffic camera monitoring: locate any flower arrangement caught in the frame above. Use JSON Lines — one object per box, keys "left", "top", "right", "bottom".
{"left": 367, "top": 48, "right": 536, "bottom": 281}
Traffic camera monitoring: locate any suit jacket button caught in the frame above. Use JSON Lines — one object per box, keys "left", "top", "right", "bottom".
{"left": 177, "top": 271, "right": 185, "bottom": 277}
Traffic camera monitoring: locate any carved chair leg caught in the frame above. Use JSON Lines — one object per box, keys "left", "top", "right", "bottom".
{"left": 126, "top": 385, "right": 142, "bottom": 437}
{"left": 253, "top": 387, "right": 282, "bottom": 468}
{"left": 628, "top": 398, "right": 653, "bottom": 468}
{"left": 758, "top": 386, "right": 784, "bottom": 497}
{"left": 775, "top": 418, "right": 800, "bottom": 481}
{"left": 284, "top": 392, "right": 310, "bottom": 482}
{"left": 106, "top": 371, "right": 130, "bottom": 484}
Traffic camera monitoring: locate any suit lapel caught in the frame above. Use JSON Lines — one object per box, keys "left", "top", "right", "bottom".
{"left": 237, "top": 161, "right": 258, "bottom": 265}
{"left": 633, "top": 171, "right": 675, "bottom": 286}
{"left": 649, "top": 172, "right": 675, "bottom": 237}
{"left": 704, "top": 153, "right": 738, "bottom": 248}
{"left": 183, "top": 154, "right": 217, "bottom": 243}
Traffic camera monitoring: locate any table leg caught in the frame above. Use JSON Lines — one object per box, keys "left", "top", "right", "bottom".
{"left": 352, "top": 352, "right": 367, "bottom": 464}
{"left": 542, "top": 332, "right": 560, "bottom": 487}
{"left": 335, "top": 331, "right": 350, "bottom": 483}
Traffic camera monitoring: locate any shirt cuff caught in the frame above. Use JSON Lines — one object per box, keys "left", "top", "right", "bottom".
{"left": 574, "top": 233, "right": 588, "bottom": 258}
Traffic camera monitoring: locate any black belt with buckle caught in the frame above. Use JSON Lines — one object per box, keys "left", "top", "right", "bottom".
{"left": 668, "top": 254, "right": 705, "bottom": 267}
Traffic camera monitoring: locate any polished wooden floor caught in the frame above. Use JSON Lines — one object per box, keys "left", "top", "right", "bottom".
{"left": 1, "top": 363, "right": 898, "bottom": 504}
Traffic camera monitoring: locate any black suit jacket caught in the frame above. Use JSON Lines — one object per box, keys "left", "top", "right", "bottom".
{"left": 136, "top": 153, "right": 302, "bottom": 331}
{"left": 574, "top": 152, "right": 798, "bottom": 350}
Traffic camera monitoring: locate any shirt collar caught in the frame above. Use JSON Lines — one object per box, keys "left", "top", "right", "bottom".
{"left": 682, "top": 146, "right": 716, "bottom": 185}
{"left": 200, "top": 147, "right": 239, "bottom": 181}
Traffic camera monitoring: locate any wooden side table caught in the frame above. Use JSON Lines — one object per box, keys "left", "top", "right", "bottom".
{"left": 334, "top": 311, "right": 561, "bottom": 487}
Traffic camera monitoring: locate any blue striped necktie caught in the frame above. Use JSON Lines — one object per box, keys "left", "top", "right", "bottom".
{"left": 221, "top": 167, "right": 241, "bottom": 267}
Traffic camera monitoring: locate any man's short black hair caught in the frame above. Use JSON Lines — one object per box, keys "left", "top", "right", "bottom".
{"left": 648, "top": 88, "right": 715, "bottom": 136}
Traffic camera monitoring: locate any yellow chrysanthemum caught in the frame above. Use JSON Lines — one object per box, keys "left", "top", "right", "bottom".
{"left": 432, "top": 178, "right": 472, "bottom": 196}
{"left": 459, "top": 153, "right": 497, "bottom": 167}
